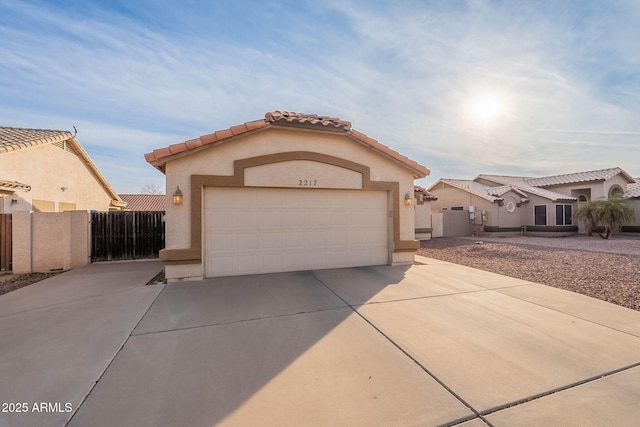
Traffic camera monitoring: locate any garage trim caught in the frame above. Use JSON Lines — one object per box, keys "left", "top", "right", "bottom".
{"left": 160, "top": 151, "right": 418, "bottom": 265}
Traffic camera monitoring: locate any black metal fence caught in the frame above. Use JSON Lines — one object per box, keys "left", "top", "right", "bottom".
{"left": 91, "top": 211, "right": 165, "bottom": 262}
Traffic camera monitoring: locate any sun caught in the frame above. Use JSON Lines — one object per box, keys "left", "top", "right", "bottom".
{"left": 466, "top": 92, "right": 507, "bottom": 125}
{"left": 473, "top": 97, "right": 501, "bottom": 120}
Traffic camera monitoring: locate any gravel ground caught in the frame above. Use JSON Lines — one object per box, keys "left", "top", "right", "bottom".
{"left": 0, "top": 272, "right": 62, "bottom": 296}
{"left": 418, "top": 236, "right": 640, "bottom": 311}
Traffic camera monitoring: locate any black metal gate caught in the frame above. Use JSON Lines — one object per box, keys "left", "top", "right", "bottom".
{"left": 91, "top": 211, "right": 165, "bottom": 262}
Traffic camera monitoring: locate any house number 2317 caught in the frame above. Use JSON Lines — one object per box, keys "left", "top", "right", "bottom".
{"left": 298, "top": 179, "right": 317, "bottom": 186}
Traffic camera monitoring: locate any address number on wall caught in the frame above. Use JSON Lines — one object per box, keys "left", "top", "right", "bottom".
{"left": 298, "top": 179, "right": 318, "bottom": 186}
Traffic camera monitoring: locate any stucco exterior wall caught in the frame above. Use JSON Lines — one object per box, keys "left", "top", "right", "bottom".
{"left": 0, "top": 144, "right": 114, "bottom": 213}
{"left": 628, "top": 199, "right": 640, "bottom": 227}
{"left": 163, "top": 127, "right": 419, "bottom": 280}
{"left": 12, "top": 210, "right": 91, "bottom": 273}
{"left": 539, "top": 175, "right": 630, "bottom": 202}
{"left": 414, "top": 200, "right": 432, "bottom": 240}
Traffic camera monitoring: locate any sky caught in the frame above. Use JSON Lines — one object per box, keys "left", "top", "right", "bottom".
{"left": 1, "top": 0, "right": 639, "bottom": 193}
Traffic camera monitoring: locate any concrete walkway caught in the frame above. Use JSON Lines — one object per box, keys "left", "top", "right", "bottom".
{"left": 3, "top": 258, "right": 640, "bottom": 426}
{"left": 0, "top": 261, "right": 164, "bottom": 427}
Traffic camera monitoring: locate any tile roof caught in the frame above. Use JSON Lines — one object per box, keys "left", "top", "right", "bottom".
{"left": 478, "top": 175, "right": 577, "bottom": 201}
{"left": 265, "top": 111, "right": 352, "bottom": 130}
{"left": 119, "top": 194, "right": 167, "bottom": 211}
{"left": 430, "top": 179, "right": 505, "bottom": 202}
{"left": 414, "top": 185, "right": 437, "bottom": 200}
{"left": 625, "top": 180, "right": 640, "bottom": 198}
{"left": 0, "top": 127, "right": 72, "bottom": 153}
{"left": 0, "top": 126, "right": 122, "bottom": 204}
{"left": 0, "top": 180, "right": 31, "bottom": 191}
{"left": 145, "top": 111, "right": 429, "bottom": 178}
{"left": 523, "top": 167, "right": 635, "bottom": 187}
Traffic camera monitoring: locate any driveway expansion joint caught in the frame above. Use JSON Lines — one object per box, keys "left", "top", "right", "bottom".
{"left": 477, "top": 361, "right": 640, "bottom": 418}
{"left": 0, "top": 283, "right": 166, "bottom": 320}
{"left": 131, "top": 305, "right": 349, "bottom": 336}
{"left": 310, "top": 270, "right": 494, "bottom": 426}
{"left": 495, "top": 289, "right": 640, "bottom": 340}
{"left": 65, "top": 281, "right": 167, "bottom": 427}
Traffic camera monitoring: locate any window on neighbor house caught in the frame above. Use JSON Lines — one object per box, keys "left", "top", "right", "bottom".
{"left": 609, "top": 186, "right": 624, "bottom": 197}
{"left": 555, "top": 204, "right": 572, "bottom": 226}
{"left": 534, "top": 205, "right": 547, "bottom": 225}
{"left": 59, "top": 202, "right": 77, "bottom": 211}
{"left": 32, "top": 199, "right": 55, "bottom": 212}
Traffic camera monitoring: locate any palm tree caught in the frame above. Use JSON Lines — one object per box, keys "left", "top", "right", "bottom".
{"left": 576, "top": 200, "right": 599, "bottom": 236}
{"left": 577, "top": 196, "right": 635, "bottom": 239}
{"left": 595, "top": 196, "right": 635, "bottom": 239}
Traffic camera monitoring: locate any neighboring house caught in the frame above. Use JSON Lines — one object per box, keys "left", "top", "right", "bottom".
{"left": 414, "top": 185, "right": 437, "bottom": 240}
{"left": 428, "top": 167, "right": 637, "bottom": 236}
{"left": 623, "top": 180, "right": 640, "bottom": 232}
{"left": 119, "top": 194, "right": 167, "bottom": 211}
{"left": 0, "top": 127, "right": 124, "bottom": 213}
{"left": 145, "top": 111, "right": 429, "bottom": 281}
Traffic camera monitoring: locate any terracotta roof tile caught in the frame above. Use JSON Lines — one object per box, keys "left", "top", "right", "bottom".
{"left": 185, "top": 138, "right": 203, "bottom": 149}
{"left": 119, "top": 194, "right": 166, "bottom": 211}
{"left": 265, "top": 111, "right": 351, "bottom": 130}
{"left": 214, "top": 128, "right": 234, "bottom": 140}
{"left": 153, "top": 147, "right": 172, "bottom": 160}
{"left": 230, "top": 124, "right": 248, "bottom": 135}
{"left": 0, "top": 126, "right": 72, "bottom": 153}
{"left": 169, "top": 142, "right": 188, "bottom": 155}
{"left": 145, "top": 111, "right": 429, "bottom": 178}
{"left": 245, "top": 119, "right": 267, "bottom": 131}
{"left": 414, "top": 185, "right": 437, "bottom": 200}
{"left": 199, "top": 133, "right": 218, "bottom": 145}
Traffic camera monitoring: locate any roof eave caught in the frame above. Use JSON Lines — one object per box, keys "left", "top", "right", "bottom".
{"left": 145, "top": 119, "right": 430, "bottom": 179}
{"left": 67, "top": 137, "right": 122, "bottom": 203}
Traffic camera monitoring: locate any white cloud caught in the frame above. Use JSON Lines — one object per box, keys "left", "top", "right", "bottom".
{"left": 1, "top": 0, "right": 639, "bottom": 192}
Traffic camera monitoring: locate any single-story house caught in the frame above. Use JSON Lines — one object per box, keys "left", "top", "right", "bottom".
{"left": 414, "top": 185, "right": 437, "bottom": 240}
{"left": 119, "top": 194, "right": 167, "bottom": 211}
{"left": 428, "top": 167, "right": 637, "bottom": 236}
{"left": 622, "top": 179, "right": 640, "bottom": 233}
{"left": 0, "top": 126, "right": 124, "bottom": 213}
{"left": 145, "top": 111, "right": 429, "bottom": 281}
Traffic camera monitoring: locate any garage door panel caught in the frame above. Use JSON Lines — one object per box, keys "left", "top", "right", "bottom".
{"left": 284, "top": 231, "right": 305, "bottom": 248}
{"left": 283, "top": 211, "right": 304, "bottom": 227}
{"left": 261, "top": 233, "right": 283, "bottom": 249}
{"left": 235, "top": 211, "right": 259, "bottom": 228}
{"left": 204, "top": 188, "right": 388, "bottom": 277}
{"left": 235, "top": 233, "right": 258, "bottom": 250}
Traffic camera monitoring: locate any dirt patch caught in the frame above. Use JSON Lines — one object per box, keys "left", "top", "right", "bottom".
{"left": 419, "top": 237, "right": 640, "bottom": 311}
{"left": 0, "top": 272, "right": 63, "bottom": 296}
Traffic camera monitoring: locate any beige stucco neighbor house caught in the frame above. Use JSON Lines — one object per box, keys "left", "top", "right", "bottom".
{"left": 0, "top": 127, "right": 124, "bottom": 213}
{"left": 414, "top": 185, "right": 437, "bottom": 240}
{"left": 623, "top": 180, "right": 640, "bottom": 232}
{"left": 145, "top": 111, "right": 429, "bottom": 281}
{"left": 428, "top": 167, "right": 637, "bottom": 236}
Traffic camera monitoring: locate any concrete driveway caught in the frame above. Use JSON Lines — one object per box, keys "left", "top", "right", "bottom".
{"left": 2, "top": 258, "right": 640, "bottom": 426}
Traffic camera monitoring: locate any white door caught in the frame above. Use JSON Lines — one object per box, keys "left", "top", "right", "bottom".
{"left": 204, "top": 187, "right": 389, "bottom": 277}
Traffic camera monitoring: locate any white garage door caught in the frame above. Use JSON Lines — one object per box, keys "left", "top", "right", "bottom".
{"left": 204, "top": 187, "right": 389, "bottom": 277}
